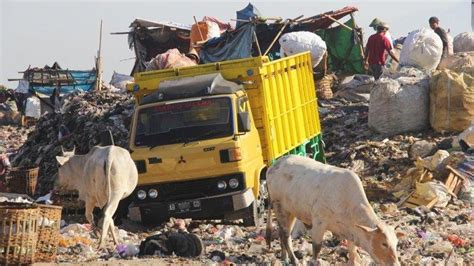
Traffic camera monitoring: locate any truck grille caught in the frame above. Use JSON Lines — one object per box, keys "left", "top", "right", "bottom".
{"left": 134, "top": 173, "right": 245, "bottom": 202}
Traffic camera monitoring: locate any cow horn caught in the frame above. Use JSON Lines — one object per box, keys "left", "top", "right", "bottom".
{"left": 61, "top": 146, "right": 65, "bottom": 155}
{"left": 355, "top": 224, "right": 378, "bottom": 232}
{"left": 72, "top": 146, "right": 76, "bottom": 154}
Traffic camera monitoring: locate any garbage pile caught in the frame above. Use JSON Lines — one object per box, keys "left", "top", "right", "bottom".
{"left": 11, "top": 91, "right": 135, "bottom": 195}
{"left": 0, "top": 125, "right": 32, "bottom": 153}
{"left": 51, "top": 202, "right": 473, "bottom": 265}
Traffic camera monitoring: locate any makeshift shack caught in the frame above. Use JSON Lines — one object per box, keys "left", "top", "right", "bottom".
{"left": 116, "top": 20, "right": 192, "bottom": 74}
{"left": 9, "top": 62, "right": 97, "bottom": 116}
{"left": 121, "top": 5, "right": 365, "bottom": 75}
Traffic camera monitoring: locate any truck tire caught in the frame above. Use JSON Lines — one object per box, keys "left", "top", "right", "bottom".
{"left": 243, "top": 201, "right": 260, "bottom": 227}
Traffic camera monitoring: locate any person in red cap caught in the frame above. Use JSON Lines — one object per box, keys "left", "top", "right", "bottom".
{"left": 364, "top": 23, "right": 399, "bottom": 80}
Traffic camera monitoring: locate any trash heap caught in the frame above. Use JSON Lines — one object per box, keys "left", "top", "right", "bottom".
{"left": 0, "top": 125, "right": 32, "bottom": 153}
{"left": 11, "top": 91, "right": 135, "bottom": 195}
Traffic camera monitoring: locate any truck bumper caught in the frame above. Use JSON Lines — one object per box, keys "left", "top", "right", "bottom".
{"left": 130, "top": 188, "right": 255, "bottom": 223}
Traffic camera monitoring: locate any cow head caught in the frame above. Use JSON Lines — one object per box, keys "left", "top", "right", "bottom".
{"left": 55, "top": 146, "right": 76, "bottom": 190}
{"left": 356, "top": 223, "right": 402, "bottom": 265}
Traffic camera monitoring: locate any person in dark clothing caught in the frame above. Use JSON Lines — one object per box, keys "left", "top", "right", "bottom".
{"left": 429, "top": 16, "right": 449, "bottom": 57}
{"left": 50, "top": 86, "right": 61, "bottom": 112}
{"left": 365, "top": 23, "right": 399, "bottom": 80}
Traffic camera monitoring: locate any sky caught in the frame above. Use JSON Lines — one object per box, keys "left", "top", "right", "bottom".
{"left": 0, "top": 0, "right": 472, "bottom": 88}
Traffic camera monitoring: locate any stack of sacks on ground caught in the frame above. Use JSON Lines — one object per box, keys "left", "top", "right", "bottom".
{"left": 368, "top": 67, "right": 430, "bottom": 136}
{"left": 430, "top": 52, "right": 474, "bottom": 133}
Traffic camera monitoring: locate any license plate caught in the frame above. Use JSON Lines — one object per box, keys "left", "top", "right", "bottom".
{"left": 169, "top": 200, "right": 201, "bottom": 213}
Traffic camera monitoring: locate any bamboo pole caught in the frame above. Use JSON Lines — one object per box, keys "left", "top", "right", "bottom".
{"left": 253, "top": 30, "right": 262, "bottom": 56}
{"left": 323, "top": 14, "right": 353, "bottom": 31}
{"left": 263, "top": 19, "right": 290, "bottom": 56}
{"left": 350, "top": 13, "right": 366, "bottom": 62}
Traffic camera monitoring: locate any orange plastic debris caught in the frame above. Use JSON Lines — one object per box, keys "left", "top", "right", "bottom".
{"left": 447, "top": 234, "right": 466, "bottom": 247}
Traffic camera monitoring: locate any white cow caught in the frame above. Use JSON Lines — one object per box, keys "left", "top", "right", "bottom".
{"left": 55, "top": 145, "right": 138, "bottom": 248}
{"left": 266, "top": 155, "right": 402, "bottom": 265}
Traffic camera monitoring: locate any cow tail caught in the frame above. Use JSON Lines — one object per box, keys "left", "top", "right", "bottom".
{"left": 265, "top": 190, "right": 273, "bottom": 249}
{"left": 104, "top": 156, "right": 112, "bottom": 204}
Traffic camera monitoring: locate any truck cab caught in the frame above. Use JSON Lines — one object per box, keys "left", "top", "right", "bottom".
{"left": 129, "top": 73, "right": 265, "bottom": 225}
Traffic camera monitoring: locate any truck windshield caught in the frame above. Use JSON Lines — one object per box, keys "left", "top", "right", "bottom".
{"left": 134, "top": 97, "right": 233, "bottom": 147}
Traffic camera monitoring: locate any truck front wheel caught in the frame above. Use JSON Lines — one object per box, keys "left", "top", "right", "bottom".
{"left": 242, "top": 201, "right": 260, "bottom": 227}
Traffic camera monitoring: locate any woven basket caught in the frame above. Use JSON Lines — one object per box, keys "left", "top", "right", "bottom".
{"left": 35, "top": 204, "right": 62, "bottom": 262}
{"left": 0, "top": 203, "right": 40, "bottom": 265}
{"left": 7, "top": 166, "right": 39, "bottom": 196}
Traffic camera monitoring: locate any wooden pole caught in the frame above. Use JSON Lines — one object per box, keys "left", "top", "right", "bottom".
{"left": 253, "top": 30, "right": 262, "bottom": 56}
{"left": 96, "top": 20, "right": 103, "bottom": 91}
{"left": 323, "top": 14, "right": 353, "bottom": 31}
{"left": 350, "top": 13, "right": 366, "bottom": 62}
{"left": 193, "top": 16, "right": 204, "bottom": 41}
{"left": 263, "top": 19, "right": 290, "bottom": 56}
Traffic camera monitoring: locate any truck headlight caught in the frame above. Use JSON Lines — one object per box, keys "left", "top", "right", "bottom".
{"left": 137, "top": 190, "right": 147, "bottom": 200}
{"left": 148, "top": 189, "right": 158, "bottom": 199}
{"left": 229, "top": 178, "right": 239, "bottom": 189}
{"left": 217, "top": 180, "right": 227, "bottom": 190}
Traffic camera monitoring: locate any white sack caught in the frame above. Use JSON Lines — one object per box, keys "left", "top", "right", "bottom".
{"left": 369, "top": 69, "right": 430, "bottom": 136}
{"left": 279, "top": 31, "right": 327, "bottom": 67}
{"left": 399, "top": 28, "right": 443, "bottom": 71}
{"left": 25, "top": 96, "right": 41, "bottom": 119}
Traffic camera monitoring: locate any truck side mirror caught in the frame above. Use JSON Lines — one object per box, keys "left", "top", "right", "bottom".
{"left": 238, "top": 112, "right": 251, "bottom": 132}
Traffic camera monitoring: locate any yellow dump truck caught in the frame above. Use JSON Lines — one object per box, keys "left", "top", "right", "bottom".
{"left": 127, "top": 52, "right": 324, "bottom": 225}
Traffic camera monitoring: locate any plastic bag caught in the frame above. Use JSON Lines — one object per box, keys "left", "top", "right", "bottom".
{"left": 415, "top": 180, "right": 451, "bottom": 208}
{"left": 279, "top": 31, "right": 327, "bottom": 67}
{"left": 399, "top": 28, "right": 443, "bottom": 71}
{"left": 453, "top": 32, "right": 474, "bottom": 53}
{"left": 109, "top": 72, "right": 134, "bottom": 92}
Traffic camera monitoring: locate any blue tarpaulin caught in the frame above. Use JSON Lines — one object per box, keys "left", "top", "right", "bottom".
{"left": 236, "top": 3, "right": 261, "bottom": 28}
{"left": 30, "top": 70, "right": 97, "bottom": 96}
{"left": 199, "top": 23, "right": 255, "bottom": 64}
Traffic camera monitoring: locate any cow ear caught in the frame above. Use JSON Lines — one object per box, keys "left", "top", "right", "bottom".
{"left": 56, "top": 156, "right": 69, "bottom": 166}
{"left": 396, "top": 231, "right": 406, "bottom": 239}
{"left": 356, "top": 224, "right": 377, "bottom": 232}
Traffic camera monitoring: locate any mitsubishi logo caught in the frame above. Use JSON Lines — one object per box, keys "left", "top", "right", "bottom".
{"left": 178, "top": 156, "right": 186, "bottom": 164}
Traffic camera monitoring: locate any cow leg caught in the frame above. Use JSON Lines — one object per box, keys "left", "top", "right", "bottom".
{"left": 348, "top": 241, "right": 361, "bottom": 265}
{"left": 274, "top": 203, "right": 298, "bottom": 264}
{"left": 310, "top": 219, "right": 326, "bottom": 264}
{"left": 85, "top": 200, "right": 95, "bottom": 226}
{"left": 109, "top": 222, "right": 118, "bottom": 245}
{"left": 98, "top": 195, "right": 121, "bottom": 248}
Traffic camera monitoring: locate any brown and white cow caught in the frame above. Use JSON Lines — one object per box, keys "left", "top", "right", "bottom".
{"left": 266, "top": 155, "right": 401, "bottom": 265}
{"left": 56, "top": 145, "right": 138, "bottom": 248}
